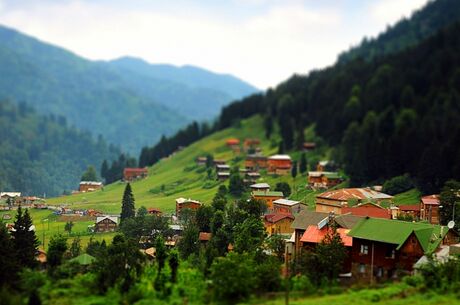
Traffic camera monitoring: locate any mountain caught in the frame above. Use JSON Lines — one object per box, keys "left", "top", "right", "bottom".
{"left": 104, "top": 57, "right": 258, "bottom": 121}
{"left": 338, "top": 0, "right": 460, "bottom": 63}
{"left": 0, "top": 100, "right": 120, "bottom": 197}
{"left": 138, "top": 0, "right": 460, "bottom": 195}
{"left": 0, "top": 25, "right": 257, "bottom": 153}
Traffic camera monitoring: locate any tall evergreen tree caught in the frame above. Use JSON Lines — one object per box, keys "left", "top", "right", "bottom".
{"left": 0, "top": 224, "right": 20, "bottom": 287}
{"left": 299, "top": 153, "right": 308, "bottom": 174}
{"left": 12, "top": 207, "right": 39, "bottom": 269}
{"left": 100, "top": 160, "right": 109, "bottom": 182}
{"left": 120, "top": 183, "right": 135, "bottom": 224}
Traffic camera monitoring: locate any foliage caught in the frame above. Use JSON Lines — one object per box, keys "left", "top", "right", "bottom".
{"left": 81, "top": 165, "right": 98, "bottom": 181}
{"left": 12, "top": 207, "right": 39, "bottom": 269}
{"left": 47, "top": 234, "right": 68, "bottom": 276}
{"left": 238, "top": 198, "right": 267, "bottom": 217}
{"left": 177, "top": 224, "right": 200, "bottom": 259}
{"left": 120, "top": 183, "right": 136, "bottom": 224}
{"left": 299, "top": 153, "right": 308, "bottom": 174}
{"left": 233, "top": 216, "right": 266, "bottom": 253}
{"left": 439, "top": 180, "right": 460, "bottom": 226}
{"left": 195, "top": 205, "right": 213, "bottom": 232}
{"left": 229, "top": 171, "right": 246, "bottom": 197}
{"left": 69, "top": 236, "right": 81, "bottom": 258}
{"left": 0, "top": 100, "right": 119, "bottom": 196}
{"left": 0, "top": 223, "right": 20, "bottom": 287}
{"left": 64, "top": 221, "right": 74, "bottom": 234}
{"left": 275, "top": 182, "right": 291, "bottom": 198}
{"left": 382, "top": 174, "right": 415, "bottom": 195}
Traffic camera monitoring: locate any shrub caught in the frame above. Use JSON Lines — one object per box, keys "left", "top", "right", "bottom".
{"left": 382, "top": 174, "right": 414, "bottom": 195}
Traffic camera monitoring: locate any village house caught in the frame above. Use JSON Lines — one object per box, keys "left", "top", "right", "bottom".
{"left": 267, "top": 155, "right": 292, "bottom": 175}
{"left": 291, "top": 210, "right": 363, "bottom": 258}
{"left": 175, "top": 197, "right": 201, "bottom": 218}
{"left": 347, "top": 217, "right": 457, "bottom": 282}
{"left": 147, "top": 208, "right": 162, "bottom": 216}
{"left": 217, "top": 172, "right": 230, "bottom": 181}
{"left": 213, "top": 159, "right": 226, "bottom": 166}
{"left": 264, "top": 213, "right": 295, "bottom": 236}
{"left": 199, "top": 232, "right": 212, "bottom": 244}
{"left": 244, "top": 172, "right": 261, "bottom": 184}
{"left": 95, "top": 216, "right": 118, "bottom": 233}
{"left": 420, "top": 195, "right": 440, "bottom": 224}
{"left": 196, "top": 157, "right": 207, "bottom": 166}
{"left": 250, "top": 183, "right": 270, "bottom": 193}
{"left": 123, "top": 167, "right": 148, "bottom": 182}
{"left": 272, "top": 198, "right": 306, "bottom": 215}
{"left": 243, "top": 138, "right": 261, "bottom": 151}
{"left": 252, "top": 191, "right": 283, "bottom": 209}
{"left": 307, "top": 171, "right": 342, "bottom": 188}
{"left": 398, "top": 204, "right": 421, "bottom": 220}
{"left": 302, "top": 142, "right": 316, "bottom": 151}
{"left": 226, "top": 138, "right": 240, "bottom": 153}
{"left": 216, "top": 164, "right": 230, "bottom": 172}
{"left": 315, "top": 188, "right": 393, "bottom": 214}
{"left": 245, "top": 154, "right": 268, "bottom": 170}
{"left": 79, "top": 181, "right": 103, "bottom": 193}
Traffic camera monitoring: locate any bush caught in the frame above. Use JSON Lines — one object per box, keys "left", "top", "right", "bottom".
{"left": 291, "top": 275, "right": 315, "bottom": 295}
{"left": 382, "top": 174, "right": 414, "bottom": 195}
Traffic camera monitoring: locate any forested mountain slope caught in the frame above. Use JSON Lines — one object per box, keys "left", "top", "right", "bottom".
{"left": 0, "top": 25, "right": 257, "bottom": 153}
{"left": 107, "top": 57, "right": 257, "bottom": 120}
{"left": 139, "top": 19, "right": 460, "bottom": 194}
{"left": 338, "top": 0, "right": 460, "bottom": 63}
{"left": 0, "top": 100, "right": 120, "bottom": 196}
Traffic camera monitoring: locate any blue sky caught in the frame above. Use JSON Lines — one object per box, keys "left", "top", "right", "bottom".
{"left": 0, "top": 0, "right": 429, "bottom": 88}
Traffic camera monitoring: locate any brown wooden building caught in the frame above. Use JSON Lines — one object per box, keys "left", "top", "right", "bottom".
{"left": 420, "top": 195, "right": 440, "bottom": 224}
{"left": 267, "top": 155, "right": 292, "bottom": 175}
{"left": 175, "top": 197, "right": 201, "bottom": 218}
{"left": 245, "top": 154, "right": 268, "bottom": 170}
{"left": 123, "top": 168, "right": 148, "bottom": 181}
{"left": 79, "top": 181, "right": 103, "bottom": 192}
{"left": 252, "top": 191, "right": 283, "bottom": 209}
{"left": 95, "top": 216, "right": 118, "bottom": 233}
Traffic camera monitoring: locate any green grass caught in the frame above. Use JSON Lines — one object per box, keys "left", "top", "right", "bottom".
{"left": 394, "top": 188, "right": 422, "bottom": 205}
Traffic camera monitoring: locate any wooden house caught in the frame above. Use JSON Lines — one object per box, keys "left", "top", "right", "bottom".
{"left": 245, "top": 172, "right": 260, "bottom": 183}
{"left": 245, "top": 154, "right": 268, "bottom": 170}
{"left": 226, "top": 138, "right": 240, "bottom": 152}
{"left": 264, "top": 213, "right": 295, "bottom": 236}
{"left": 123, "top": 168, "right": 148, "bottom": 182}
{"left": 307, "top": 171, "right": 342, "bottom": 188}
{"left": 95, "top": 216, "right": 118, "bottom": 233}
{"left": 217, "top": 172, "right": 230, "bottom": 181}
{"left": 267, "top": 155, "right": 292, "bottom": 175}
{"left": 302, "top": 142, "right": 316, "bottom": 151}
{"left": 147, "top": 208, "right": 162, "bottom": 216}
{"left": 213, "top": 159, "right": 226, "bottom": 166}
{"left": 216, "top": 164, "right": 230, "bottom": 172}
{"left": 250, "top": 183, "right": 270, "bottom": 192}
{"left": 199, "top": 232, "right": 212, "bottom": 244}
{"left": 272, "top": 198, "right": 306, "bottom": 215}
{"left": 315, "top": 188, "right": 393, "bottom": 214}
{"left": 420, "top": 195, "right": 440, "bottom": 224}
{"left": 398, "top": 204, "right": 421, "bottom": 220}
{"left": 79, "top": 181, "right": 103, "bottom": 193}
{"left": 341, "top": 203, "right": 391, "bottom": 219}
{"left": 252, "top": 191, "right": 283, "bottom": 209}
{"left": 175, "top": 198, "right": 201, "bottom": 218}
{"left": 290, "top": 210, "right": 362, "bottom": 258}
{"left": 348, "top": 217, "right": 457, "bottom": 282}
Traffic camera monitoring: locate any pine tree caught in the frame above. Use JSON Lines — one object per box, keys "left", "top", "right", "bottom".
{"left": 12, "top": 207, "right": 39, "bottom": 269}
{"left": 100, "top": 160, "right": 109, "bottom": 182}
{"left": 120, "top": 183, "right": 135, "bottom": 224}
{"left": 0, "top": 224, "right": 20, "bottom": 287}
{"left": 299, "top": 153, "right": 308, "bottom": 174}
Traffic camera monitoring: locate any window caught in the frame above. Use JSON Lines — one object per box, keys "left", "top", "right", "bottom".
{"left": 359, "top": 264, "right": 366, "bottom": 273}
{"left": 385, "top": 248, "right": 396, "bottom": 259}
{"left": 377, "top": 267, "right": 383, "bottom": 278}
{"left": 360, "top": 244, "right": 369, "bottom": 255}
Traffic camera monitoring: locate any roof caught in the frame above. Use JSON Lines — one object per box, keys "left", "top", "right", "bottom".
{"left": 264, "top": 213, "right": 295, "bottom": 224}
{"left": 291, "top": 210, "right": 330, "bottom": 230}
{"left": 341, "top": 207, "right": 391, "bottom": 219}
{"left": 334, "top": 214, "right": 364, "bottom": 229}
{"left": 422, "top": 195, "right": 440, "bottom": 205}
{"left": 96, "top": 216, "right": 118, "bottom": 224}
{"left": 268, "top": 154, "right": 292, "bottom": 161}
{"left": 300, "top": 226, "right": 352, "bottom": 247}
{"left": 348, "top": 217, "right": 449, "bottom": 254}
{"left": 217, "top": 172, "right": 230, "bottom": 176}
{"left": 399, "top": 204, "right": 421, "bottom": 212}
{"left": 226, "top": 138, "right": 240, "bottom": 145}
{"left": 0, "top": 192, "right": 21, "bottom": 197}
{"left": 199, "top": 232, "right": 212, "bottom": 241}
{"left": 252, "top": 191, "right": 283, "bottom": 197}
{"left": 147, "top": 208, "right": 162, "bottom": 213}
{"left": 80, "top": 181, "right": 103, "bottom": 186}
{"left": 273, "top": 199, "right": 301, "bottom": 206}
{"left": 176, "top": 197, "right": 201, "bottom": 204}
{"left": 216, "top": 164, "right": 230, "bottom": 169}
{"left": 317, "top": 188, "right": 393, "bottom": 201}
{"left": 70, "top": 253, "right": 96, "bottom": 265}
{"left": 250, "top": 183, "right": 270, "bottom": 189}
{"left": 124, "top": 167, "right": 148, "bottom": 173}
{"left": 246, "top": 154, "right": 267, "bottom": 161}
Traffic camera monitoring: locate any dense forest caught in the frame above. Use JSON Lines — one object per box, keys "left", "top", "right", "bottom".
{"left": 0, "top": 100, "right": 120, "bottom": 196}
{"left": 137, "top": 1, "right": 460, "bottom": 194}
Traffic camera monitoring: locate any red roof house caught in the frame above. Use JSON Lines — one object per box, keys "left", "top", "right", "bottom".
{"left": 123, "top": 168, "right": 148, "bottom": 182}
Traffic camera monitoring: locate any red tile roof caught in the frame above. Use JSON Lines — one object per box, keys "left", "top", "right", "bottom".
{"left": 421, "top": 195, "right": 440, "bottom": 205}
{"left": 199, "top": 232, "right": 212, "bottom": 241}
{"left": 341, "top": 207, "right": 391, "bottom": 219}
{"left": 399, "top": 204, "right": 421, "bottom": 212}
{"left": 300, "top": 225, "right": 352, "bottom": 247}
{"left": 264, "top": 213, "right": 294, "bottom": 224}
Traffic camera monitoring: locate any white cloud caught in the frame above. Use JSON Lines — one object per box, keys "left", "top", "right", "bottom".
{"left": 370, "top": 0, "right": 429, "bottom": 25}
{"left": 0, "top": 0, "right": 431, "bottom": 89}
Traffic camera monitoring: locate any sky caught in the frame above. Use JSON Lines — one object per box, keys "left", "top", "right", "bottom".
{"left": 0, "top": 0, "right": 430, "bottom": 89}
